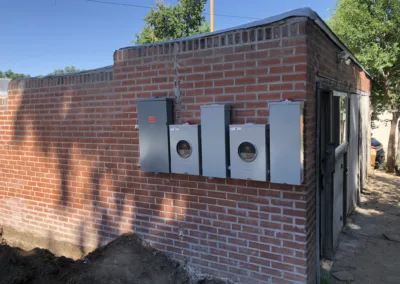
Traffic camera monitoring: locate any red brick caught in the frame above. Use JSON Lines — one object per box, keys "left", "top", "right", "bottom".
{"left": 225, "top": 86, "right": 245, "bottom": 94}
{"left": 1, "top": 17, "right": 372, "bottom": 284}
{"left": 225, "top": 54, "right": 245, "bottom": 62}
{"left": 236, "top": 94, "right": 256, "bottom": 101}
{"left": 271, "top": 215, "right": 293, "bottom": 224}
{"left": 195, "top": 96, "right": 214, "bottom": 103}
{"left": 215, "top": 95, "right": 234, "bottom": 102}
{"left": 261, "top": 267, "right": 282, "bottom": 277}
{"left": 282, "top": 73, "right": 307, "bottom": 82}
{"left": 271, "top": 261, "right": 294, "bottom": 272}
{"left": 258, "top": 75, "right": 281, "bottom": 83}
{"left": 258, "top": 58, "right": 281, "bottom": 66}
{"left": 283, "top": 241, "right": 306, "bottom": 250}
{"left": 246, "top": 85, "right": 267, "bottom": 93}
{"left": 214, "top": 79, "right": 234, "bottom": 87}
{"left": 270, "top": 66, "right": 293, "bottom": 74}
{"left": 283, "top": 256, "right": 307, "bottom": 266}
{"left": 283, "top": 209, "right": 307, "bottom": 218}
{"left": 229, "top": 252, "right": 248, "bottom": 262}
{"left": 225, "top": 70, "right": 245, "bottom": 77}
{"left": 260, "top": 236, "right": 281, "bottom": 246}
{"left": 271, "top": 246, "right": 294, "bottom": 256}
{"left": 207, "top": 191, "right": 227, "bottom": 199}
{"left": 283, "top": 55, "right": 307, "bottom": 64}
{"left": 271, "top": 199, "right": 293, "bottom": 207}
{"left": 235, "top": 77, "right": 257, "bottom": 85}
{"left": 276, "top": 232, "right": 294, "bottom": 240}
{"left": 270, "top": 83, "right": 293, "bottom": 91}
{"left": 250, "top": 256, "right": 270, "bottom": 267}
{"left": 284, "top": 272, "right": 307, "bottom": 281}
{"left": 249, "top": 241, "right": 269, "bottom": 252}
{"left": 246, "top": 101, "right": 268, "bottom": 108}
{"left": 258, "top": 93, "right": 281, "bottom": 101}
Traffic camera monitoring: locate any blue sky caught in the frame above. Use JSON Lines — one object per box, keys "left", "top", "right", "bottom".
{"left": 0, "top": 0, "right": 336, "bottom": 76}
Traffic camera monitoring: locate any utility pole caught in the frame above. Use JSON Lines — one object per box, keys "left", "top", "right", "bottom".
{"left": 210, "top": 0, "right": 215, "bottom": 32}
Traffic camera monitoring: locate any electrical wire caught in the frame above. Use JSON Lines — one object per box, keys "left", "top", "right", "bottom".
{"left": 86, "top": 0, "right": 152, "bottom": 9}
{"left": 85, "top": 0, "right": 260, "bottom": 20}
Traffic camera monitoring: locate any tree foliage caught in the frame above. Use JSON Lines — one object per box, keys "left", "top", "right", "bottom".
{"left": 47, "top": 66, "right": 82, "bottom": 76}
{"left": 0, "top": 70, "right": 30, "bottom": 79}
{"left": 329, "top": 0, "right": 400, "bottom": 172}
{"left": 329, "top": 0, "right": 400, "bottom": 113}
{"left": 134, "top": 0, "right": 209, "bottom": 45}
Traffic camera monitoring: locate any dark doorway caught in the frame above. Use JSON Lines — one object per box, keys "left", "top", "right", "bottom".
{"left": 318, "top": 89, "right": 350, "bottom": 260}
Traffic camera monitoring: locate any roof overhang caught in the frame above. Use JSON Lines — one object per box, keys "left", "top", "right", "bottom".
{"left": 119, "top": 7, "right": 370, "bottom": 78}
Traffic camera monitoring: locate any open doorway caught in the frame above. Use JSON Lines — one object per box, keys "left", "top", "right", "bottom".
{"left": 318, "top": 88, "right": 351, "bottom": 260}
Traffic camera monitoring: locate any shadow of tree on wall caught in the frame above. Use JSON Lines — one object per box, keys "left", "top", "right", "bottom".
{"left": 9, "top": 76, "right": 136, "bottom": 251}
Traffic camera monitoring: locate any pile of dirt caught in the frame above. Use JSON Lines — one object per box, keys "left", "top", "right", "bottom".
{"left": 0, "top": 233, "right": 227, "bottom": 284}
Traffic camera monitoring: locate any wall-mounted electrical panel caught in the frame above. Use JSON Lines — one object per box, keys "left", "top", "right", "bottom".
{"left": 269, "top": 101, "right": 304, "bottom": 185}
{"left": 170, "top": 124, "right": 201, "bottom": 175}
{"left": 201, "top": 104, "right": 231, "bottom": 178}
{"left": 229, "top": 124, "right": 268, "bottom": 182}
{"left": 137, "top": 98, "right": 173, "bottom": 173}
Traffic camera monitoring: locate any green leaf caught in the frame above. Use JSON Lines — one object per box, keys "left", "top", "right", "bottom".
{"left": 328, "top": 0, "right": 400, "bottom": 113}
{"left": 47, "top": 66, "right": 83, "bottom": 76}
{"left": 0, "top": 69, "right": 30, "bottom": 79}
{"left": 133, "top": 0, "right": 209, "bottom": 45}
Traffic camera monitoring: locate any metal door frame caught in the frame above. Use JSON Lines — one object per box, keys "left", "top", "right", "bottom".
{"left": 316, "top": 82, "right": 351, "bottom": 260}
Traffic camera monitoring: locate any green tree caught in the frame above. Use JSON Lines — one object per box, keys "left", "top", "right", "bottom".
{"left": 329, "top": 0, "right": 400, "bottom": 172}
{"left": 48, "top": 66, "right": 82, "bottom": 76}
{"left": 134, "top": 0, "right": 209, "bottom": 45}
{"left": 0, "top": 70, "right": 30, "bottom": 79}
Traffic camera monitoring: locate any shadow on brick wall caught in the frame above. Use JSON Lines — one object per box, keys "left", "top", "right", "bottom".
{"left": 9, "top": 80, "right": 138, "bottom": 251}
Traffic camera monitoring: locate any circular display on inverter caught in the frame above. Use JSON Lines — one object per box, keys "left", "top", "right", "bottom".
{"left": 238, "top": 142, "right": 257, "bottom": 162}
{"left": 177, "top": 140, "right": 192, "bottom": 158}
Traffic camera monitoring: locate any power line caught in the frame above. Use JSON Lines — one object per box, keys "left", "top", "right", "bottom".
{"left": 84, "top": 0, "right": 260, "bottom": 20}
{"left": 211, "top": 12, "right": 260, "bottom": 20}
{"left": 85, "top": 0, "right": 152, "bottom": 10}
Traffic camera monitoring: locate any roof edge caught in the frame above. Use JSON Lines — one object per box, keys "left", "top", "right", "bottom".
{"left": 310, "top": 14, "right": 371, "bottom": 77}
{"left": 118, "top": 7, "right": 370, "bottom": 78}
{"left": 11, "top": 65, "right": 114, "bottom": 82}
{"left": 118, "top": 7, "right": 316, "bottom": 51}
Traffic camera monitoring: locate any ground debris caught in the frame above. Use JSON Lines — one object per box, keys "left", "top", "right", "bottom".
{"left": 0, "top": 228, "right": 6, "bottom": 246}
{"left": 331, "top": 270, "right": 354, "bottom": 282}
{"left": 0, "top": 233, "right": 226, "bottom": 284}
{"left": 330, "top": 171, "right": 400, "bottom": 284}
{"left": 383, "top": 233, "right": 400, "bottom": 243}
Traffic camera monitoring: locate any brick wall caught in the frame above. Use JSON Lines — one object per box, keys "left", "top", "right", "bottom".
{"left": 0, "top": 16, "right": 370, "bottom": 284}
{"left": 304, "top": 20, "right": 371, "bottom": 284}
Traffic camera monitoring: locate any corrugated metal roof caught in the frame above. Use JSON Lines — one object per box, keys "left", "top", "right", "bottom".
{"left": 119, "top": 7, "right": 370, "bottom": 77}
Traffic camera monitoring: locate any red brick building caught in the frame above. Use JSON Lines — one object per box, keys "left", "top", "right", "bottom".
{"left": 0, "top": 8, "right": 370, "bottom": 284}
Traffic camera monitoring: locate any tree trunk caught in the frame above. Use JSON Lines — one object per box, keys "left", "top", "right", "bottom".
{"left": 386, "top": 111, "right": 399, "bottom": 172}
{"left": 396, "top": 118, "right": 400, "bottom": 175}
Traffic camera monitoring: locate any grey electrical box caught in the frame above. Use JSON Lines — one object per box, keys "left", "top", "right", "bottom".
{"left": 201, "top": 104, "right": 231, "bottom": 178}
{"left": 269, "top": 101, "right": 304, "bottom": 185}
{"left": 138, "top": 98, "right": 173, "bottom": 173}
{"left": 229, "top": 124, "right": 268, "bottom": 182}
{"left": 170, "top": 124, "right": 201, "bottom": 175}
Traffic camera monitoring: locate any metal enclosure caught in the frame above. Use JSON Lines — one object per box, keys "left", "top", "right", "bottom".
{"left": 170, "top": 124, "right": 201, "bottom": 175}
{"left": 201, "top": 104, "right": 231, "bottom": 178}
{"left": 269, "top": 101, "right": 304, "bottom": 185}
{"left": 138, "top": 98, "right": 173, "bottom": 173}
{"left": 229, "top": 124, "right": 268, "bottom": 181}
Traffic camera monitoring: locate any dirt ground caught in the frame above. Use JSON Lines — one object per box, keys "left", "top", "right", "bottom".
{"left": 0, "top": 232, "right": 227, "bottom": 284}
{"left": 326, "top": 171, "right": 400, "bottom": 284}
